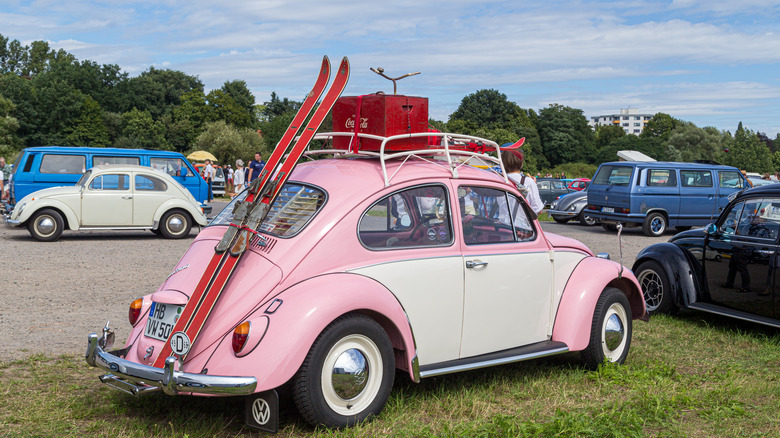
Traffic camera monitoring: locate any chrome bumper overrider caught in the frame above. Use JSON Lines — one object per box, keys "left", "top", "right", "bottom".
{"left": 86, "top": 333, "right": 257, "bottom": 396}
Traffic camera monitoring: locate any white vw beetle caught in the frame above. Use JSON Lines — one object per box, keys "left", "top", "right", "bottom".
{"left": 6, "top": 164, "right": 209, "bottom": 241}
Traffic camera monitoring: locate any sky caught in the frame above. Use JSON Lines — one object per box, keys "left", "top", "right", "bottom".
{"left": 3, "top": 0, "right": 780, "bottom": 137}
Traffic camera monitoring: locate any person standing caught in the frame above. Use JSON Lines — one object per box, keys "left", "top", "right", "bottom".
{"left": 248, "top": 152, "right": 265, "bottom": 183}
{"left": 501, "top": 150, "right": 544, "bottom": 214}
{"left": 226, "top": 165, "right": 234, "bottom": 194}
{"left": 203, "top": 159, "right": 214, "bottom": 203}
{"left": 233, "top": 159, "right": 246, "bottom": 196}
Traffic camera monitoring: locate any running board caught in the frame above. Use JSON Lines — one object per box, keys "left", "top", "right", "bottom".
{"left": 688, "top": 302, "right": 780, "bottom": 328}
{"left": 419, "top": 341, "right": 569, "bottom": 378}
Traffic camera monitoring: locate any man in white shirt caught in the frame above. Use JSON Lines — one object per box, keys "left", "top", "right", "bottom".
{"left": 203, "top": 159, "right": 214, "bottom": 202}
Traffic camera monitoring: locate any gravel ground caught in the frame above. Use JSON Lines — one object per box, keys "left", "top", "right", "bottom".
{"left": 0, "top": 207, "right": 669, "bottom": 362}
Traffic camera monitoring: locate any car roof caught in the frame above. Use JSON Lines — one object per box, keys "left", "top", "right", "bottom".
{"left": 599, "top": 161, "right": 739, "bottom": 170}
{"left": 740, "top": 184, "right": 780, "bottom": 197}
{"left": 21, "top": 146, "right": 184, "bottom": 156}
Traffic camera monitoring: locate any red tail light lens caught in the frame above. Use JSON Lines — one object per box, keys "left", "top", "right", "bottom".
{"left": 129, "top": 298, "right": 144, "bottom": 325}
{"left": 232, "top": 321, "right": 251, "bottom": 354}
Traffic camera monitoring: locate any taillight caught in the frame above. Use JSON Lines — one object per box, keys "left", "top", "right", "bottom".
{"left": 232, "top": 321, "right": 251, "bottom": 354}
{"left": 129, "top": 298, "right": 144, "bottom": 325}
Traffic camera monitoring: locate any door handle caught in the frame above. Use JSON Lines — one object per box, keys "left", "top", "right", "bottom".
{"left": 466, "top": 260, "right": 488, "bottom": 269}
{"left": 122, "top": 195, "right": 133, "bottom": 199}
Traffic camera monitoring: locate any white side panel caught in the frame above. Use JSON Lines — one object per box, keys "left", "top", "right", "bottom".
{"left": 460, "top": 252, "right": 552, "bottom": 357}
{"left": 349, "top": 257, "right": 464, "bottom": 365}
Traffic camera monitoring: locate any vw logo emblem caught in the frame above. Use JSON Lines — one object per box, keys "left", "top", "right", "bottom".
{"left": 252, "top": 398, "right": 271, "bottom": 425}
{"left": 169, "top": 332, "right": 191, "bottom": 356}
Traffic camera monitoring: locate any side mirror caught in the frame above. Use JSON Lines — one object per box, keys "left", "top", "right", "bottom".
{"left": 704, "top": 223, "right": 718, "bottom": 236}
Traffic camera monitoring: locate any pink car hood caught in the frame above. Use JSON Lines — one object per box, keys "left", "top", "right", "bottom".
{"left": 545, "top": 232, "right": 593, "bottom": 256}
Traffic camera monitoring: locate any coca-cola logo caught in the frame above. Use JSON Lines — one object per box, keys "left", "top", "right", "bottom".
{"left": 345, "top": 117, "right": 368, "bottom": 130}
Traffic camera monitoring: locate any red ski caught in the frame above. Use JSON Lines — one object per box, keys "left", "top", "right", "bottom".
{"left": 153, "top": 57, "right": 350, "bottom": 367}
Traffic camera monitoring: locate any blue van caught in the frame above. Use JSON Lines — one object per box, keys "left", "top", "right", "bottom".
{"left": 8, "top": 146, "right": 208, "bottom": 205}
{"left": 586, "top": 161, "right": 750, "bottom": 236}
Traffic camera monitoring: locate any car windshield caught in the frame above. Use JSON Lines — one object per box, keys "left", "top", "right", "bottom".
{"left": 76, "top": 170, "right": 93, "bottom": 187}
{"left": 593, "top": 165, "right": 632, "bottom": 186}
{"left": 210, "top": 182, "right": 326, "bottom": 237}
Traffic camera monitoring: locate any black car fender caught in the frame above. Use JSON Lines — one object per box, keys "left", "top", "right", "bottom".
{"left": 633, "top": 242, "right": 700, "bottom": 308}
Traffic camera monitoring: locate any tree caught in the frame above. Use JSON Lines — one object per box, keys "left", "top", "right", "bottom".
{"left": 221, "top": 80, "right": 255, "bottom": 118}
{"left": 64, "top": 96, "right": 109, "bottom": 147}
{"left": 595, "top": 124, "right": 626, "bottom": 149}
{"left": 536, "top": 104, "right": 595, "bottom": 166}
{"left": 0, "top": 95, "right": 22, "bottom": 154}
{"left": 206, "top": 89, "right": 255, "bottom": 129}
{"left": 640, "top": 113, "right": 680, "bottom": 141}
{"left": 115, "top": 108, "right": 170, "bottom": 150}
{"left": 190, "top": 121, "right": 263, "bottom": 166}
{"left": 260, "top": 92, "right": 300, "bottom": 121}
{"left": 721, "top": 123, "right": 774, "bottom": 173}
{"left": 124, "top": 67, "right": 204, "bottom": 118}
{"left": 665, "top": 124, "right": 725, "bottom": 163}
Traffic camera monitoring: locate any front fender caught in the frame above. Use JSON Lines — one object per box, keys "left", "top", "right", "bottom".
{"left": 552, "top": 257, "right": 645, "bottom": 352}
{"left": 153, "top": 199, "right": 208, "bottom": 226}
{"left": 633, "top": 242, "right": 699, "bottom": 308}
{"left": 16, "top": 198, "right": 79, "bottom": 230}
{"left": 197, "top": 272, "right": 418, "bottom": 392}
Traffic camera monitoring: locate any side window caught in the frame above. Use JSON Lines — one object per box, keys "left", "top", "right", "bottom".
{"left": 735, "top": 199, "right": 780, "bottom": 240}
{"left": 135, "top": 174, "right": 167, "bottom": 191}
{"left": 552, "top": 181, "right": 566, "bottom": 190}
{"left": 89, "top": 174, "right": 129, "bottom": 191}
{"left": 719, "top": 201, "right": 744, "bottom": 234}
{"left": 40, "top": 154, "right": 86, "bottom": 174}
{"left": 538, "top": 181, "right": 550, "bottom": 190}
{"left": 150, "top": 157, "right": 188, "bottom": 177}
{"left": 93, "top": 156, "right": 140, "bottom": 166}
{"left": 680, "top": 170, "right": 713, "bottom": 187}
{"left": 358, "top": 185, "right": 451, "bottom": 249}
{"left": 719, "top": 171, "right": 743, "bottom": 189}
{"left": 647, "top": 169, "right": 677, "bottom": 187}
{"left": 458, "top": 186, "right": 535, "bottom": 245}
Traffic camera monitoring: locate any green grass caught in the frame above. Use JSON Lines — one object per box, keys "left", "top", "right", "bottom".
{"left": 2, "top": 312, "right": 780, "bottom": 437}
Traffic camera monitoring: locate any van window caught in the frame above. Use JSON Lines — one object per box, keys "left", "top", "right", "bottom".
{"left": 89, "top": 174, "right": 129, "bottom": 190}
{"left": 151, "top": 157, "right": 188, "bottom": 177}
{"left": 40, "top": 154, "right": 85, "bottom": 174}
{"left": 93, "top": 156, "right": 140, "bottom": 166}
{"left": 593, "top": 165, "right": 632, "bottom": 186}
{"left": 719, "top": 171, "right": 743, "bottom": 189}
{"left": 647, "top": 169, "right": 677, "bottom": 187}
{"left": 680, "top": 170, "right": 713, "bottom": 187}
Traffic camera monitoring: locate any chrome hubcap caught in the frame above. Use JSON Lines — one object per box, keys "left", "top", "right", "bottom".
{"left": 604, "top": 313, "right": 625, "bottom": 351}
{"left": 331, "top": 348, "right": 369, "bottom": 400}
{"left": 167, "top": 215, "right": 184, "bottom": 233}
{"left": 602, "top": 302, "right": 628, "bottom": 361}
{"left": 36, "top": 217, "right": 55, "bottom": 235}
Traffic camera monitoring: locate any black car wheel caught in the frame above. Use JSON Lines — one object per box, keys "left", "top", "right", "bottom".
{"left": 293, "top": 314, "right": 395, "bottom": 428}
{"left": 643, "top": 212, "right": 667, "bottom": 237}
{"left": 635, "top": 260, "right": 676, "bottom": 315}
{"left": 553, "top": 216, "right": 570, "bottom": 224}
{"left": 581, "top": 287, "right": 632, "bottom": 370}
{"left": 578, "top": 210, "right": 597, "bottom": 226}
{"left": 27, "top": 208, "right": 64, "bottom": 242}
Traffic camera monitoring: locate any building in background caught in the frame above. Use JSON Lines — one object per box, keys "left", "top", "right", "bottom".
{"left": 590, "top": 108, "right": 653, "bottom": 135}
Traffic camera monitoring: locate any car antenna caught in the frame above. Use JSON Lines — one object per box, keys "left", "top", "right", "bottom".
{"left": 617, "top": 223, "right": 624, "bottom": 279}
{"left": 370, "top": 67, "right": 421, "bottom": 95}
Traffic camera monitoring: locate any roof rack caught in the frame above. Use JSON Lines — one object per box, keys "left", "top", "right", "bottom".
{"left": 303, "top": 132, "right": 508, "bottom": 187}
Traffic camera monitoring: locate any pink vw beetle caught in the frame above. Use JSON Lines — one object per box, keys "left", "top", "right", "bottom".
{"left": 86, "top": 121, "right": 646, "bottom": 432}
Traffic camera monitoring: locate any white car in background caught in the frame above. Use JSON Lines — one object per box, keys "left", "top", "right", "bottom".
{"left": 5, "top": 165, "right": 209, "bottom": 241}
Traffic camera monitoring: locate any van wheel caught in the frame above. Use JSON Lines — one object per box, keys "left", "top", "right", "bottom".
{"left": 159, "top": 210, "right": 192, "bottom": 239}
{"left": 293, "top": 314, "right": 395, "bottom": 428}
{"left": 581, "top": 287, "right": 632, "bottom": 370}
{"left": 643, "top": 212, "right": 667, "bottom": 237}
{"left": 27, "top": 209, "right": 64, "bottom": 242}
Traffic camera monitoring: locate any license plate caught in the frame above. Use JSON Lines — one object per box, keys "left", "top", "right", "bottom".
{"left": 602, "top": 207, "right": 615, "bottom": 213}
{"left": 144, "top": 302, "right": 184, "bottom": 341}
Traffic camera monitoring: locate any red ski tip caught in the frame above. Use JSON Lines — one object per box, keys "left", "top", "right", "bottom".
{"left": 500, "top": 137, "right": 525, "bottom": 150}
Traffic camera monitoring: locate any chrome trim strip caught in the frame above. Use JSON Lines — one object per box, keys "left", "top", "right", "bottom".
{"left": 78, "top": 226, "right": 153, "bottom": 230}
{"left": 419, "top": 346, "right": 569, "bottom": 378}
{"left": 86, "top": 333, "right": 257, "bottom": 396}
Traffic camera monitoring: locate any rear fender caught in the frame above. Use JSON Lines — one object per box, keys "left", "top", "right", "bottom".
{"left": 153, "top": 200, "right": 207, "bottom": 226}
{"left": 197, "top": 272, "right": 418, "bottom": 391}
{"left": 633, "top": 242, "right": 699, "bottom": 308}
{"left": 552, "top": 257, "right": 645, "bottom": 352}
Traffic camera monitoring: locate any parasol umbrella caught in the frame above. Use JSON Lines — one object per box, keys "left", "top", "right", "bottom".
{"left": 187, "top": 150, "right": 218, "bottom": 162}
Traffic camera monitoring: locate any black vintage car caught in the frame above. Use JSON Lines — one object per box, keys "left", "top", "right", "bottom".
{"left": 633, "top": 184, "right": 780, "bottom": 327}
{"left": 536, "top": 178, "right": 574, "bottom": 208}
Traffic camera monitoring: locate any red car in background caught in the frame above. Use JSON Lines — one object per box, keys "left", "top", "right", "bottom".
{"left": 567, "top": 178, "right": 590, "bottom": 191}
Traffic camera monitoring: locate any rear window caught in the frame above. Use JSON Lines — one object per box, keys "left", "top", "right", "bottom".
{"left": 40, "top": 154, "right": 85, "bottom": 174}
{"left": 593, "top": 165, "right": 632, "bottom": 186}
{"left": 210, "top": 182, "right": 326, "bottom": 237}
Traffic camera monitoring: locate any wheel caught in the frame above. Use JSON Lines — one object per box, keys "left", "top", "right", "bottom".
{"left": 643, "top": 212, "right": 667, "bottom": 237}
{"left": 581, "top": 287, "right": 632, "bottom": 370}
{"left": 293, "top": 314, "right": 395, "bottom": 428}
{"left": 159, "top": 210, "right": 192, "bottom": 239}
{"left": 27, "top": 208, "right": 64, "bottom": 241}
{"left": 552, "top": 216, "right": 570, "bottom": 224}
{"left": 578, "top": 210, "right": 597, "bottom": 226}
{"left": 635, "top": 260, "right": 676, "bottom": 315}
{"left": 601, "top": 223, "right": 618, "bottom": 232}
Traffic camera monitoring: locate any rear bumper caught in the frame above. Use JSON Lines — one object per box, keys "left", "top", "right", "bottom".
{"left": 584, "top": 209, "right": 644, "bottom": 224}
{"left": 85, "top": 333, "right": 257, "bottom": 396}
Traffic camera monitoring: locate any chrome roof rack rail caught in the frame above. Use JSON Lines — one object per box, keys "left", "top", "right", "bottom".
{"left": 304, "top": 132, "right": 507, "bottom": 187}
